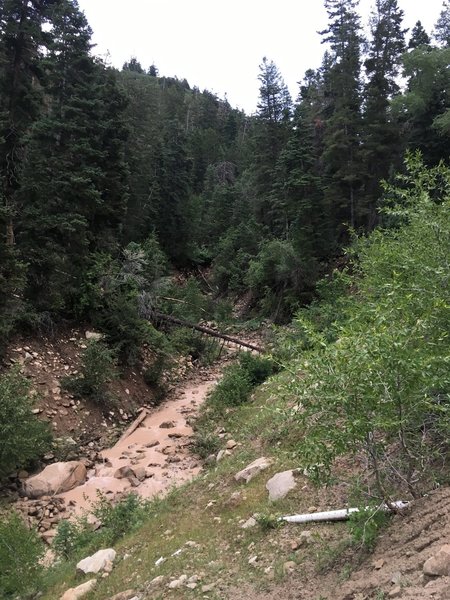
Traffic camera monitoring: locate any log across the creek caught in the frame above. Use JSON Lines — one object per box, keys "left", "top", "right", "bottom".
{"left": 151, "top": 311, "right": 263, "bottom": 353}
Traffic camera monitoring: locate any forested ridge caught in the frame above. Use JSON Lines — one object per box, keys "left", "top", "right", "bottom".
{"left": 1, "top": 0, "right": 450, "bottom": 349}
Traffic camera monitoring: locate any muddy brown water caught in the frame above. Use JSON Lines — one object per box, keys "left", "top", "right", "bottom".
{"left": 58, "top": 376, "right": 218, "bottom": 514}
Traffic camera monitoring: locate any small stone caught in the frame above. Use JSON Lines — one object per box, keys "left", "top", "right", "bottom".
{"left": 159, "top": 421, "right": 176, "bottom": 429}
{"left": 283, "top": 561, "right": 296, "bottom": 574}
{"left": 241, "top": 517, "right": 257, "bottom": 529}
{"left": 149, "top": 575, "right": 164, "bottom": 587}
{"left": 201, "top": 583, "right": 215, "bottom": 593}
{"left": 60, "top": 579, "right": 96, "bottom": 600}
{"left": 373, "top": 559, "right": 385, "bottom": 570}
{"left": 234, "top": 457, "right": 272, "bottom": 484}
{"left": 391, "top": 571, "right": 402, "bottom": 585}
{"left": 226, "top": 439, "right": 237, "bottom": 449}
{"left": 388, "top": 586, "right": 401, "bottom": 598}
{"left": 248, "top": 555, "right": 258, "bottom": 565}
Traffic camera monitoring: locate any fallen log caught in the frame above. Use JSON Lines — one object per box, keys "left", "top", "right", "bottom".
{"left": 115, "top": 409, "right": 149, "bottom": 445}
{"left": 151, "top": 311, "right": 264, "bottom": 353}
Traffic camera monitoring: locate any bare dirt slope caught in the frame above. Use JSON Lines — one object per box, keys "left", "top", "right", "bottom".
{"left": 230, "top": 486, "right": 450, "bottom": 600}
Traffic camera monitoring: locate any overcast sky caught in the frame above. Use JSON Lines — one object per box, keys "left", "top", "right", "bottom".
{"left": 77, "top": 0, "right": 444, "bottom": 114}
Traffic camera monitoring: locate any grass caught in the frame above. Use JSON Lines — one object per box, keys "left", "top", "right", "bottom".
{"left": 39, "top": 369, "right": 357, "bottom": 600}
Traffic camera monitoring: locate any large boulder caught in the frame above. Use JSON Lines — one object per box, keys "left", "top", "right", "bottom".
{"left": 234, "top": 457, "right": 272, "bottom": 484}
{"left": 24, "top": 461, "right": 87, "bottom": 498}
{"left": 77, "top": 548, "right": 116, "bottom": 575}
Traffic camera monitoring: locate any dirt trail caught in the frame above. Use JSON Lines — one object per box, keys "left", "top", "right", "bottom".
{"left": 59, "top": 375, "right": 218, "bottom": 514}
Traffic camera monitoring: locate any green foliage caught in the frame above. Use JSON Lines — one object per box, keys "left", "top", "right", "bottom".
{"left": 0, "top": 368, "right": 52, "bottom": 479}
{"left": 53, "top": 493, "right": 149, "bottom": 560}
{"left": 192, "top": 429, "right": 222, "bottom": 460}
{"left": 348, "top": 505, "right": 390, "bottom": 551}
{"left": 62, "top": 340, "right": 117, "bottom": 404}
{"left": 0, "top": 512, "right": 45, "bottom": 598}
{"left": 256, "top": 512, "right": 282, "bottom": 531}
{"left": 238, "top": 352, "right": 277, "bottom": 385}
{"left": 285, "top": 156, "right": 450, "bottom": 500}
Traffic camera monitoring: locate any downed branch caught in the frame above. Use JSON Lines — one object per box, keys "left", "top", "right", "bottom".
{"left": 280, "top": 501, "right": 409, "bottom": 524}
{"left": 151, "top": 311, "right": 264, "bottom": 353}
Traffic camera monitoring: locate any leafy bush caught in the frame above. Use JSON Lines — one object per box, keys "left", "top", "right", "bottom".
{"left": 348, "top": 504, "right": 391, "bottom": 551}
{"left": 63, "top": 340, "right": 117, "bottom": 404}
{"left": 238, "top": 352, "right": 277, "bottom": 385}
{"left": 287, "top": 155, "right": 450, "bottom": 501}
{"left": 192, "top": 428, "right": 222, "bottom": 459}
{"left": 0, "top": 512, "right": 45, "bottom": 597}
{"left": 209, "top": 364, "right": 253, "bottom": 408}
{"left": 53, "top": 493, "right": 149, "bottom": 560}
{"left": 0, "top": 368, "right": 52, "bottom": 479}
{"left": 169, "top": 327, "right": 220, "bottom": 364}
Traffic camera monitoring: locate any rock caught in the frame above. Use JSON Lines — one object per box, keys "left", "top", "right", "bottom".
{"left": 85, "top": 330, "right": 103, "bottom": 341}
{"left": 226, "top": 439, "right": 237, "bottom": 449}
{"left": 24, "top": 461, "right": 87, "bottom": 498}
{"left": 234, "top": 457, "right": 272, "bottom": 484}
{"left": 201, "top": 583, "right": 215, "bottom": 593}
{"left": 159, "top": 420, "right": 175, "bottom": 428}
{"left": 76, "top": 548, "right": 116, "bottom": 574}
{"left": 373, "top": 558, "right": 385, "bottom": 570}
{"left": 113, "top": 466, "right": 141, "bottom": 486}
{"left": 388, "top": 586, "right": 401, "bottom": 598}
{"left": 149, "top": 575, "right": 165, "bottom": 587}
{"left": 266, "top": 470, "right": 297, "bottom": 501}
{"left": 241, "top": 517, "right": 257, "bottom": 529}
{"left": 423, "top": 544, "right": 450, "bottom": 577}
{"left": 60, "top": 579, "right": 96, "bottom": 600}
{"left": 168, "top": 574, "right": 188, "bottom": 589}
{"left": 248, "top": 555, "right": 258, "bottom": 566}
{"left": 109, "top": 591, "right": 137, "bottom": 600}
{"left": 216, "top": 450, "right": 226, "bottom": 462}
{"left": 391, "top": 571, "right": 402, "bottom": 585}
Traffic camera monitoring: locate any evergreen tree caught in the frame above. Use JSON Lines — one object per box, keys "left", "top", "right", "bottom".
{"left": 435, "top": 1, "right": 450, "bottom": 46}
{"left": 0, "top": 0, "right": 51, "bottom": 340}
{"left": 320, "top": 0, "right": 364, "bottom": 237}
{"left": 122, "top": 57, "right": 144, "bottom": 73}
{"left": 362, "top": 0, "right": 406, "bottom": 228}
{"left": 253, "top": 57, "right": 292, "bottom": 230}
{"left": 409, "top": 20, "right": 431, "bottom": 49}
{"left": 17, "top": 0, "right": 128, "bottom": 313}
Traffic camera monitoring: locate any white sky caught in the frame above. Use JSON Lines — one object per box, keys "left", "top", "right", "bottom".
{"left": 77, "top": 0, "right": 444, "bottom": 114}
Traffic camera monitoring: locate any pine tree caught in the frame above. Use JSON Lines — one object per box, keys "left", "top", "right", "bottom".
{"left": 320, "top": 0, "right": 364, "bottom": 237}
{"left": 362, "top": 0, "right": 406, "bottom": 228}
{"left": 435, "top": 1, "right": 450, "bottom": 46}
{"left": 18, "top": 0, "right": 128, "bottom": 313}
{"left": 253, "top": 57, "right": 292, "bottom": 230}
{"left": 409, "top": 21, "right": 431, "bottom": 49}
{"left": 0, "top": 0, "right": 51, "bottom": 341}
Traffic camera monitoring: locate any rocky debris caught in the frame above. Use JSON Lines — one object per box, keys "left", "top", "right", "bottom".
{"left": 148, "top": 575, "right": 165, "bottom": 587}
{"left": 23, "top": 461, "right": 87, "bottom": 498}
{"left": 226, "top": 439, "right": 237, "bottom": 449}
{"left": 76, "top": 548, "right": 116, "bottom": 575}
{"left": 234, "top": 457, "right": 272, "bottom": 484}
{"left": 14, "top": 496, "right": 66, "bottom": 537}
{"left": 216, "top": 449, "right": 232, "bottom": 462}
{"left": 423, "top": 544, "right": 450, "bottom": 577}
{"left": 113, "top": 466, "right": 141, "bottom": 486}
{"left": 159, "top": 420, "right": 176, "bottom": 428}
{"left": 60, "top": 579, "right": 96, "bottom": 600}
{"left": 283, "top": 561, "right": 297, "bottom": 574}
{"left": 266, "top": 469, "right": 297, "bottom": 501}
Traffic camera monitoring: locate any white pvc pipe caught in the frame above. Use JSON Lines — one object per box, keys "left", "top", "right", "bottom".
{"left": 280, "top": 501, "right": 409, "bottom": 524}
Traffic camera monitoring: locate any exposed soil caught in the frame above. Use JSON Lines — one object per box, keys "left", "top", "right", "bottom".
{"left": 228, "top": 487, "right": 450, "bottom": 600}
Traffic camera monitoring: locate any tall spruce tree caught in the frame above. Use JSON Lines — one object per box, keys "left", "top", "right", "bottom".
{"left": 362, "top": 0, "right": 406, "bottom": 228}
{"left": 0, "top": 0, "right": 52, "bottom": 339}
{"left": 409, "top": 20, "right": 431, "bottom": 49}
{"left": 17, "top": 0, "right": 128, "bottom": 313}
{"left": 320, "top": 0, "right": 364, "bottom": 239}
{"left": 435, "top": 1, "right": 450, "bottom": 46}
{"left": 253, "top": 57, "right": 292, "bottom": 230}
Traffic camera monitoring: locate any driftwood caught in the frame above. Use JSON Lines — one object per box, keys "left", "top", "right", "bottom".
{"left": 151, "top": 311, "right": 263, "bottom": 353}
{"left": 115, "top": 409, "right": 149, "bottom": 445}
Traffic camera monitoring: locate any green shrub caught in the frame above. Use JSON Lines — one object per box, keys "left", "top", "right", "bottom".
{"left": 238, "top": 352, "right": 277, "bottom": 385}
{"left": 192, "top": 428, "right": 222, "bottom": 459}
{"left": 287, "top": 154, "right": 450, "bottom": 501}
{"left": 53, "top": 493, "right": 149, "bottom": 560}
{"left": 348, "top": 505, "right": 391, "bottom": 551}
{"left": 63, "top": 340, "right": 117, "bottom": 404}
{"left": 0, "top": 512, "right": 45, "bottom": 598}
{"left": 208, "top": 364, "right": 253, "bottom": 407}
{"left": 0, "top": 368, "right": 52, "bottom": 479}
